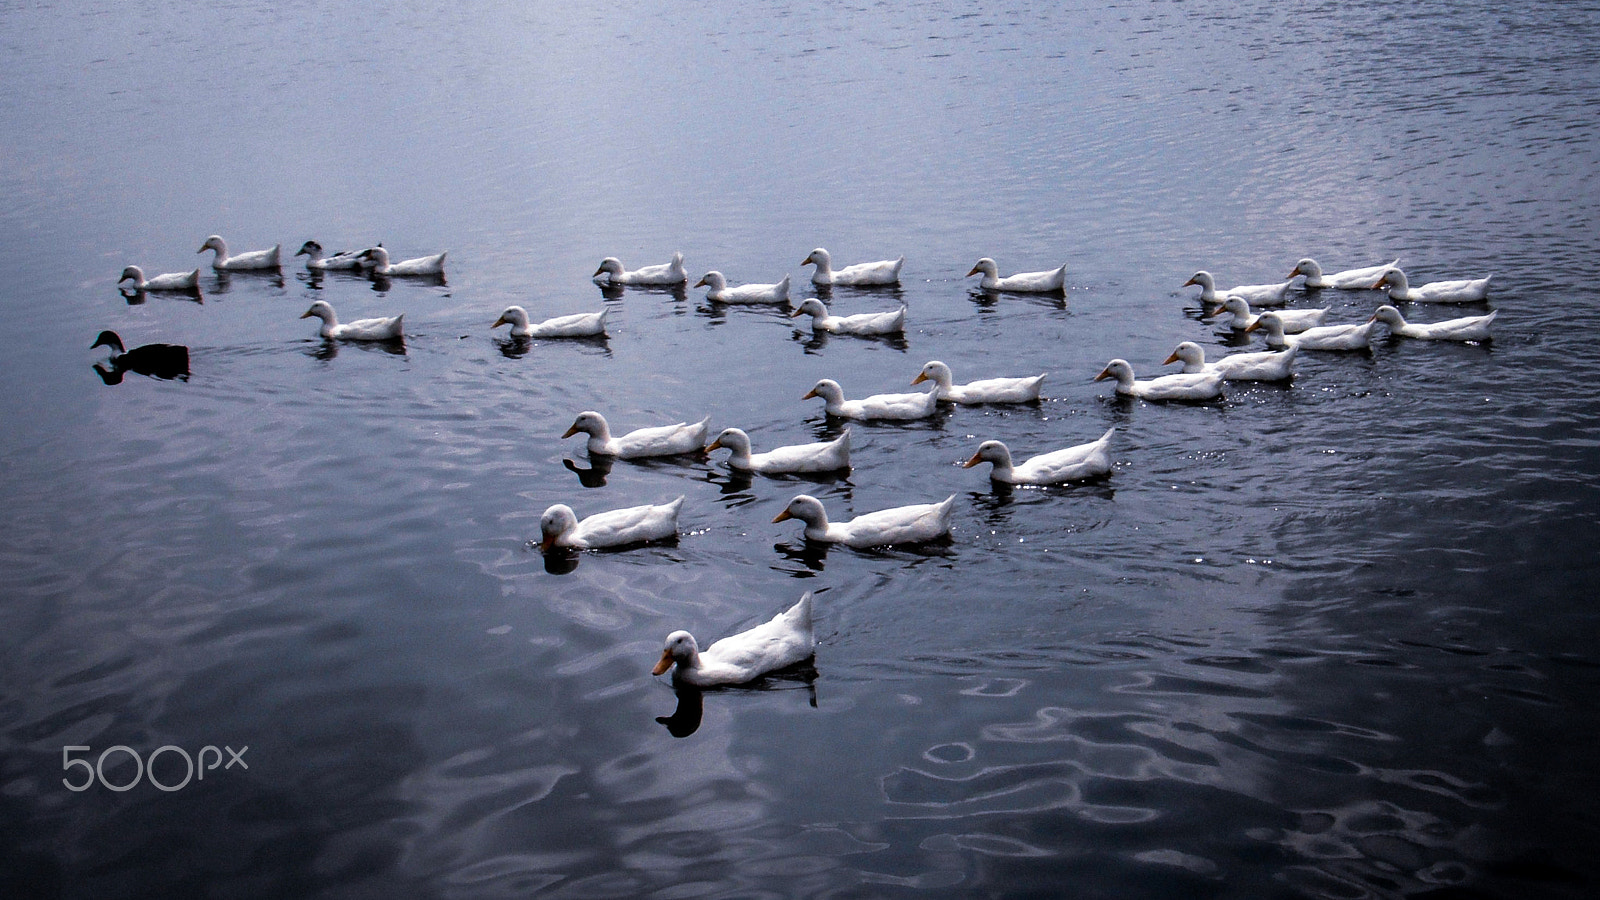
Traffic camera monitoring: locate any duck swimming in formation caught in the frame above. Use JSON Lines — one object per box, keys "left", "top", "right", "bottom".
{"left": 198, "top": 235, "right": 280, "bottom": 270}
{"left": 562, "top": 411, "right": 711, "bottom": 459}
{"left": 1372, "top": 267, "right": 1491, "bottom": 304}
{"left": 803, "top": 378, "right": 940, "bottom": 421}
{"left": 1288, "top": 257, "right": 1399, "bottom": 290}
{"left": 911, "top": 360, "right": 1045, "bottom": 404}
{"left": 117, "top": 265, "right": 200, "bottom": 292}
{"left": 1216, "top": 296, "right": 1328, "bottom": 332}
{"left": 1094, "top": 359, "right": 1225, "bottom": 401}
{"left": 593, "top": 252, "right": 688, "bottom": 285}
{"left": 1163, "top": 341, "right": 1298, "bottom": 382}
{"left": 705, "top": 427, "right": 851, "bottom": 475}
{"left": 1246, "top": 310, "right": 1377, "bottom": 351}
{"left": 963, "top": 428, "right": 1116, "bottom": 485}
{"left": 1370, "top": 305, "right": 1497, "bottom": 342}
{"left": 965, "top": 258, "right": 1067, "bottom": 293}
{"left": 360, "top": 246, "right": 447, "bottom": 276}
{"left": 1183, "top": 270, "right": 1291, "bottom": 307}
{"left": 790, "top": 298, "right": 906, "bottom": 336}
{"left": 652, "top": 591, "right": 815, "bottom": 686}
{"left": 801, "top": 248, "right": 904, "bottom": 286}
{"left": 694, "top": 271, "right": 791, "bottom": 304}
{"left": 492, "top": 305, "right": 608, "bottom": 338}
{"left": 773, "top": 493, "right": 956, "bottom": 547}
{"left": 299, "top": 300, "right": 404, "bottom": 341}
{"left": 295, "top": 240, "right": 367, "bottom": 271}
{"left": 538, "top": 496, "right": 684, "bottom": 551}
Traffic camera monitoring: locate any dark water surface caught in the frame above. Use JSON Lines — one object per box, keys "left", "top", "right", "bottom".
{"left": 3, "top": 1, "right": 1599, "bottom": 897}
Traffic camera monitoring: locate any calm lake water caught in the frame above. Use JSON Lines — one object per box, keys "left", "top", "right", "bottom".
{"left": 3, "top": 0, "right": 1599, "bottom": 897}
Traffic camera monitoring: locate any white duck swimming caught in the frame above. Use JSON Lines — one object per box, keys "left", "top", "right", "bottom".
{"left": 592, "top": 252, "right": 688, "bottom": 285}
{"left": 299, "top": 300, "right": 403, "bottom": 341}
{"left": 965, "top": 258, "right": 1067, "bottom": 292}
{"left": 295, "top": 240, "right": 366, "bottom": 270}
{"left": 1370, "top": 305, "right": 1497, "bottom": 342}
{"left": 911, "top": 360, "right": 1045, "bottom": 404}
{"left": 963, "top": 428, "right": 1116, "bottom": 485}
{"left": 695, "top": 271, "right": 791, "bottom": 304}
{"left": 1246, "top": 311, "right": 1377, "bottom": 351}
{"left": 773, "top": 493, "right": 955, "bottom": 547}
{"left": 803, "top": 378, "right": 940, "bottom": 421}
{"left": 706, "top": 427, "right": 851, "bottom": 475}
{"left": 1094, "top": 359, "right": 1224, "bottom": 401}
{"left": 562, "top": 410, "right": 711, "bottom": 459}
{"left": 790, "top": 298, "right": 906, "bottom": 335}
{"left": 492, "top": 305, "right": 608, "bottom": 338}
{"left": 801, "top": 248, "right": 904, "bottom": 286}
{"left": 1289, "top": 257, "right": 1399, "bottom": 290}
{"left": 1183, "top": 270, "right": 1291, "bottom": 307}
{"left": 538, "top": 496, "right": 683, "bottom": 551}
{"left": 1163, "top": 340, "right": 1298, "bottom": 382}
{"left": 118, "top": 265, "right": 200, "bottom": 291}
{"left": 652, "top": 591, "right": 815, "bottom": 686}
{"left": 360, "top": 246, "right": 447, "bottom": 276}
{"left": 1216, "top": 296, "right": 1329, "bottom": 332}
{"left": 198, "top": 235, "right": 280, "bottom": 270}
{"left": 1372, "top": 267, "right": 1491, "bottom": 303}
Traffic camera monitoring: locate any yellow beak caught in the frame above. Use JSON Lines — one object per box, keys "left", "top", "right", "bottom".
{"left": 911, "top": 372, "right": 928, "bottom": 386}
{"left": 1161, "top": 350, "right": 1181, "bottom": 365}
{"left": 962, "top": 452, "right": 983, "bottom": 469}
{"left": 561, "top": 424, "right": 580, "bottom": 438}
{"left": 652, "top": 649, "right": 674, "bottom": 676}
{"left": 772, "top": 509, "right": 794, "bottom": 524}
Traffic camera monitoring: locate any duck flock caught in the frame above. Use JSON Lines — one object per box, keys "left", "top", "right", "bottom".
{"left": 105, "top": 236, "right": 1497, "bottom": 688}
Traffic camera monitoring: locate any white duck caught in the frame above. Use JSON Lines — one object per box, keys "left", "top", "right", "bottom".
{"left": 773, "top": 493, "right": 955, "bottom": 547}
{"left": 592, "top": 252, "right": 687, "bottom": 285}
{"left": 299, "top": 300, "right": 404, "bottom": 341}
{"left": 652, "top": 591, "right": 815, "bottom": 686}
{"left": 1094, "top": 359, "right": 1224, "bottom": 401}
{"left": 963, "top": 428, "right": 1116, "bottom": 485}
{"left": 706, "top": 427, "right": 851, "bottom": 475}
{"left": 360, "top": 246, "right": 447, "bottom": 276}
{"left": 118, "top": 265, "right": 200, "bottom": 291}
{"left": 492, "top": 305, "right": 608, "bottom": 338}
{"left": 1372, "top": 267, "right": 1491, "bottom": 304}
{"left": 1216, "top": 296, "right": 1329, "bottom": 332}
{"left": 911, "top": 360, "right": 1045, "bottom": 404}
{"left": 801, "top": 248, "right": 904, "bottom": 286}
{"left": 538, "top": 496, "right": 683, "bottom": 551}
{"left": 1163, "top": 340, "right": 1298, "bottom": 382}
{"left": 1246, "top": 311, "right": 1377, "bottom": 351}
{"left": 803, "top": 378, "right": 940, "bottom": 421}
{"left": 295, "top": 240, "right": 366, "bottom": 270}
{"left": 695, "top": 271, "right": 791, "bottom": 304}
{"left": 562, "top": 411, "right": 711, "bottom": 459}
{"left": 790, "top": 298, "right": 906, "bottom": 336}
{"left": 198, "top": 235, "right": 280, "bottom": 270}
{"left": 1370, "top": 305, "right": 1497, "bottom": 342}
{"left": 1289, "top": 257, "right": 1399, "bottom": 290}
{"left": 1184, "top": 270, "right": 1291, "bottom": 307}
{"left": 965, "top": 258, "right": 1067, "bottom": 292}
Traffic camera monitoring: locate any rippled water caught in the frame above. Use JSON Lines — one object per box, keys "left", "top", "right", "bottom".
{"left": 3, "top": 0, "right": 1599, "bottom": 897}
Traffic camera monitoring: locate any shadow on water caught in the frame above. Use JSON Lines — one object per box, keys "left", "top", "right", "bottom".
{"left": 303, "top": 337, "right": 408, "bottom": 361}
{"left": 562, "top": 456, "right": 614, "bottom": 488}
{"left": 496, "top": 335, "right": 612, "bottom": 360}
{"left": 654, "top": 666, "right": 820, "bottom": 738}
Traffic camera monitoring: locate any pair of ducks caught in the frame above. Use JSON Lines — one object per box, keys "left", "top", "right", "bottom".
{"left": 1190, "top": 258, "right": 1492, "bottom": 305}
{"left": 594, "top": 248, "right": 904, "bottom": 288}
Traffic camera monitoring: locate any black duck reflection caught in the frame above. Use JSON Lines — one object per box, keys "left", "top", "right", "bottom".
{"left": 562, "top": 455, "right": 614, "bottom": 488}
{"left": 90, "top": 331, "right": 189, "bottom": 384}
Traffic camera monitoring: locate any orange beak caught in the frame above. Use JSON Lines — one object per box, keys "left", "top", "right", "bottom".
{"left": 592, "top": 265, "right": 607, "bottom": 277}
{"left": 693, "top": 276, "right": 708, "bottom": 288}
{"left": 538, "top": 534, "right": 556, "bottom": 553}
{"left": 491, "top": 315, "right": 508, "bottom": 329}
{"left": 651, "top": 649, "right": 674, "bottom": 676}
{"left": 1161, "top": 350, "right": 1181, "bottom": 365}
{"left": 1182, "top": 276, "right": 1199, "bottom": 287}
{"left": 911, "top": 372, "right": 928, "bottom": 386}
{"left": 801, "top": 388, "right": 818, "bottom": 399}
{"left": 964, "top": 265, "right": 981, "bottom": 277}
{"left": 298, "top": 310, "right": 314, "bottom": 319}
{"left": 1093, "top": 368, "right": 1113, "bottom": 382}
{"left": 561, "top": 424, "right": 580, "bottom": 438}
{"left": 705, "top": 438, "right": 724, "bottom": 453}
{"left": 1244, "top": 320, "right": 1261, "bottom": 334}
{"left": 772, "top": 509, "right": 794, "bottom": 524}
{"left": 962, "top": 452, "right": 983, "bottom": 469}
{"left": 1371, "top": 276, "right": 1389, "bottom": 289}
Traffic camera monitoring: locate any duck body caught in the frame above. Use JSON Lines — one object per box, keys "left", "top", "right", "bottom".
{"left": 803, "top": 378, "right": 939, "bottom": 421}
{"left": 801, "top": 248, "right": 903, "bottom": 286}
{"left": 118, "top": 265, "right": 200, "bottom": 291}
{"left": 696, "top": 271, "right": 790, "bottom": 304}
{"left": 1290, "top": 257, "right": 1399, "bottom": 290}
{"left": 493, "top": 305, "right": 607, "bottom": 338}
{"left": 593, "top": 252, "right": 687, "bottom": 285}
{"left": 563, "top": 411, "right": 710, "bottom": 459}
{"left": 539, "top": 496, "right": 683, "bottom": 551}
{"left": 198, "top": 235, "right": 280, "bottom": 270}
{"left": 653, "top": 591, "right": 815, "bottom": 687}
{"left": 1371, "top": 305, "right": 1496, "bottom": 342}
{"left": 299, "top": 300, "right": 403, "bottom": 340}
{"left": 964, "top": 428, "right": 1115, "bottom": 485}
{"left": 1374, "top": 268, "right": 1491, "bottom": 303}
{"left": 912, "top": 360, "right": 1044, "bottom": 404}
{"left": 966, "top": 258, "right": 1067, "bottom": 293}
{"left": 1184, "top": 270, "right": 1291, "bottom": 307}
{"left": 1095, "top": 359, "right": 1224, "bottom": 401}
{"left": 1217, "top": 296, "right": 1328, "bottom": 333}
{"left": 791, "top": 298, "right": 905, "bottom": 335}
{"left": 707, "top": 427, "right": 851, "bottom": 475}
{"left": 773, "top": 493, "right": 955, "bottom": 547}
{"left": 1247, "top": 311, "right": 1376, "bottom": 351}
{"left": 360, "top": 246, "right": 446, "bottom": 276}
{"left": 1164, "top": 341, "right": 1298, "bottom": 382}
{"left": 91, "top": 331, "right": 190, "bottom": 380}
{"left": 295, "top": 240, "right": 367, "bottom": 271}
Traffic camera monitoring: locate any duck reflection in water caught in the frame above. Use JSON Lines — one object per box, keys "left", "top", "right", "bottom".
{"left": 562, "top": 455, "right": 614, "bottom": 488}
{"left": 91, "top": 331, "right": 189, "bottom": 384}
